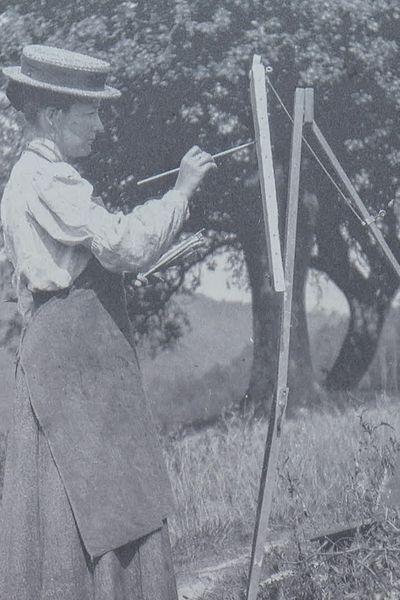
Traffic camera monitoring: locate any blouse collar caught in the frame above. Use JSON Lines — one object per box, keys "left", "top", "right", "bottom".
{"left": 25, "top": 138, "right": 64, "bottom": 163}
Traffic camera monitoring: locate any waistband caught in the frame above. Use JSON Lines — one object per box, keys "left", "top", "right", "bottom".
{"left": 32, "top": 288, "right": 68, "bottom": 313}
{"left": 31, "top": 258, "right": 111, "bottom": 313}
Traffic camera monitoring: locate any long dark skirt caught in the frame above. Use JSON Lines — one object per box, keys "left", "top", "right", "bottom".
{"left": 0, "top": 367, "right": 178, "bottom": 600}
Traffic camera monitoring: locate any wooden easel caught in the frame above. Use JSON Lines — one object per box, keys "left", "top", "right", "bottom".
{"left": 246, "top": 86, "right": 400, "bottom": 600}
{"left": 246, "top": 87, "right": 305, "bottom": 600}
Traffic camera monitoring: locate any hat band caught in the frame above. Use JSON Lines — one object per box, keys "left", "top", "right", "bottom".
{"left": 21, "top": 55, "right": 108, "bottom": 92}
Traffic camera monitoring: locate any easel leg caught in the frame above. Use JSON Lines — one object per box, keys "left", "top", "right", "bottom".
{"left": 310, "top": 121, "right": 400, "bottom": 279}
{"left": 246, "top": 88, "right": 306, "bottom": 600}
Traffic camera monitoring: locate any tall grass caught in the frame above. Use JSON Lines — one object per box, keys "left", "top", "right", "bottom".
{"left": 1, "top": 400, "right": 399, "bottom": 596}
{"left": 164, "top": 399, "right": 400, "bottom": 574}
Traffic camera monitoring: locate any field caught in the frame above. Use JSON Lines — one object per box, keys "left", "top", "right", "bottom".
{"left": 2, "top": 296, "right": 400, "bottom": 597}
{"left": 2, "top": 397, "right": 399, "bottom": 598}
{"left": 166, "top": 399, "right": 400, "bottom": 598}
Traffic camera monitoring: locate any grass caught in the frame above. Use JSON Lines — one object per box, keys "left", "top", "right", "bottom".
{"left": 162, "top": 398, "right": 400, "bottom": 597}
{"left": 166, "top": 400, "right": 399, "bottom": 551}
{"left": 1, "top": 398, "right": 400, "bottom": 597}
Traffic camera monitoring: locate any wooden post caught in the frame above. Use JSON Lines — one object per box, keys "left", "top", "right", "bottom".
{"left": 246, "top": 88, "right": 306, "bottom": 600}
{"left": 249, "top": 55, "right": 285, "bottom": 292}
{"left": 304, "top": 88, "right": 314, "bottom": 124}
{"left": 311, "top": 122, "right": 400, "bottom": 279}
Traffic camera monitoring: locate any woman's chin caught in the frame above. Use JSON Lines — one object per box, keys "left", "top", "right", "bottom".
{"left": 68, "top": 144, "right": 93, "bottom": 159}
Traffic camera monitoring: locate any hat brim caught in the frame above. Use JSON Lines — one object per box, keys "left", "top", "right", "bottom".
{"left": 2, "top": 66, "right": 121, "bottom": 100}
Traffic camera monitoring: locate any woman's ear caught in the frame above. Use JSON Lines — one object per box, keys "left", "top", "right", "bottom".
{"left": 40, "top": 106, "right": 62, "bottom": 134}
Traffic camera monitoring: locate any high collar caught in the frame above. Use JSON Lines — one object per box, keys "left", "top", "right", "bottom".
{"left": 25, "top": 138, "right": 64, "bottom": 163}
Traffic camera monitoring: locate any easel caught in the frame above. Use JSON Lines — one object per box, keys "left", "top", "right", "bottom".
{"left": 134, "top": 55, "right": 400, "bottom": 599}
{"left": 246, "top": 86, "right": 305, "bottom": 600}
{"left": 246, "top": 85, "right": 400, "bottom": 599}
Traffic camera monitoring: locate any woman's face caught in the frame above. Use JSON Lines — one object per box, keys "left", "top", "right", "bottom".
{"left": 53, "top": 100, "right": 104, "bottom": 159}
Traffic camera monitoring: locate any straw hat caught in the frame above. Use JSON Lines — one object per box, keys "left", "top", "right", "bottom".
{"left": 2, "top": 45, "right": 121, "bottom": 100}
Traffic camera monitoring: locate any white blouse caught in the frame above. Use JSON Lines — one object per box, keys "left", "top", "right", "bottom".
{"left": 1, "top": 138, "right": 188, "bottom": 319}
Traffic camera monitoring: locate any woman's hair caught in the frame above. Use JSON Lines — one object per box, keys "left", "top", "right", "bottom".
{"left": 6, "top": 81, "right": 77, "bottom": 123}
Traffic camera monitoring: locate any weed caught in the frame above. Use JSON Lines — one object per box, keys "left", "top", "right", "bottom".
{"left": 164, "top": 399, "right": 400, "bottom": 596}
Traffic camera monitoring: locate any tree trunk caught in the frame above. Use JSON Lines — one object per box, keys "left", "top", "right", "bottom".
{"left": 325, "top": 294, "right": 389, "bottom": 390}
{"left": 240, "top": 234, "right": 280, "bottom": 417}
{"left": 312, "top": 176, "right": 398, "bottom": 391}
{"left": 238, "top": 189, "right": 318, "bottom": 417}
{"left": 288, "top": 191, "right": 319, "bottom": 409}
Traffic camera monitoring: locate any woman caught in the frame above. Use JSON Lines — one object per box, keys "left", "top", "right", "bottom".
{"left": 0, "top": 44, "right": 216, "bottom": 599}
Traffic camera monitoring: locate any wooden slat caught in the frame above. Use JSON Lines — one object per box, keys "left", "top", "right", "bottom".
{"left": 246, "top": 88, "right": 306, "bottom": 600}
{"left": 249, "top": 55, "right": 285, "bottom": 292}
{"left": 304, "top": 88, "right": 314, "bottom": 124}
{"left": 311, "top": 122, "right": 400, "bottom": 280}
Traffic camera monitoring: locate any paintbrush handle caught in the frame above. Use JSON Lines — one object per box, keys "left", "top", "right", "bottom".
{"left": 137, "top": 141, "right": 254, "bottom": 186}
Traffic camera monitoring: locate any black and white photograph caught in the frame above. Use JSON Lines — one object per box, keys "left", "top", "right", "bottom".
{"left": 0, "top": 1, "right": 400, "bottom": 598}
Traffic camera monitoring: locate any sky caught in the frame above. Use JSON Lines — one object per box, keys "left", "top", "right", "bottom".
{"left": 196, "top": 252, "right": 349, "bottom": 314}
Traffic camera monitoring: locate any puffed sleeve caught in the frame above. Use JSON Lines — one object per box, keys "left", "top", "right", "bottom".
{"left": 28, "top": 161, "right": 189, "bottom": 274}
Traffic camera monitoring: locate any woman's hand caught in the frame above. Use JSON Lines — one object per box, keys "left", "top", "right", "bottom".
{"left": 173, "top": 146, "right": 217, "bottom": 200}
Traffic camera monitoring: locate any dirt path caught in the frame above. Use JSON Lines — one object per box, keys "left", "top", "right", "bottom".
{"left": 177, "top": 553, "right": 250, "bottom": 599}
{"left": 176, "top": 534, "right": 292, "bottom": 599}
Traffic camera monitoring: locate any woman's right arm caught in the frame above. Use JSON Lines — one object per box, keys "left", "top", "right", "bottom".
{"left": 28, "top": 146, "right": 216, "bottom": 274}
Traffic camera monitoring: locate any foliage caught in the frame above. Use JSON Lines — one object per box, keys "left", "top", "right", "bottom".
{"left": 0, "top": 257, "right": 21, "bottom": 353}
{"left": 1, "top": 0, "right": 400, "bottom": 400}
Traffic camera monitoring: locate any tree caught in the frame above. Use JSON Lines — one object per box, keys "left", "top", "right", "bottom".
{"left": 1, "top": 0, "right": 400, "bottom": 414}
